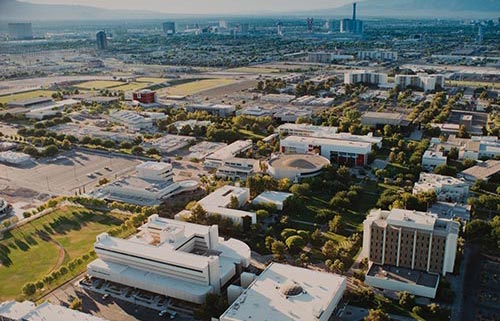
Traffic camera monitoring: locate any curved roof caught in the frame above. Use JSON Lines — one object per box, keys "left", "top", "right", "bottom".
{"left": 269, "top": 154, "right": 330, "bottom": 172}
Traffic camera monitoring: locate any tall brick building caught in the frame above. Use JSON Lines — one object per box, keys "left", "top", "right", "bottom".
{"left": 363, "top": 208, "right": 459, "bottom": 276}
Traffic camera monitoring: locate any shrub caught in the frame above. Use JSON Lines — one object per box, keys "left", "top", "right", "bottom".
{"left": 22, "top": 282, "right": 36, "bottom": 296}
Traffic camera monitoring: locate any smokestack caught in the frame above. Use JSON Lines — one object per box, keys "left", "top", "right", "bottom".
{"left": 352, "top": 2, "right": 357, "bottom": 21}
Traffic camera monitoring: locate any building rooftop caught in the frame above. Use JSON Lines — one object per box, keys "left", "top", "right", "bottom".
{"left": 459, "top": 160, "right": 500, "bottom": 181}
{"left": 206, "top": 140, "right": 253, "bottom": 161}
{"left": 136, "top": 161, "right": 172, "bottom": 172}
{"left": 387, "top": 208, "right": 437, "bottom": 231}
{"left": 282, "top": 135, "right": 372, "bottom": 150}
{"left": 219, "top": 263, "right": 346, "bottom": 321}
{"left": 362, "top": 111, "right": 404, "bottom": 120}
{"left": 0, "top": 301, "right": 108, "bottom": 321}
{"left": 367, "top": 264, "right": 439, "bottom": 289}
{"left": 269, "top": 153, "right": 330, "bottom": 171}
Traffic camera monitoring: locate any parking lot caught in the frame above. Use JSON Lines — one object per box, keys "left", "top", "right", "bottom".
{"left": 44, "top": 276, "right": 194, "bottom": 321}
{"left": 0, "top": 149, "right": 140, "bottom": 217}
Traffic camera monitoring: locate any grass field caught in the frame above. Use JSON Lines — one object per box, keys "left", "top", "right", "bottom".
{"left": 0, "top": 206, "right": 125, "bottom": 300}
{"left": 447, "top": 80, "right": 500, "bottom": 89}
{"left": 75, "top": 80, "right": 125, "bottom": 90}
{"left": 0, "top": 90, "right": 56, "bottom": 104}
{"left": 110, "top": 82, "right": 150, "bottom": 92}
{"left": 164, "top": 78, "right": 236, "bottom": 96}
{"left": 227, "top": 67, "right": 280, "bottom": 74}
{"left": 136, "top": 77, "right": 168, "bottom": 84}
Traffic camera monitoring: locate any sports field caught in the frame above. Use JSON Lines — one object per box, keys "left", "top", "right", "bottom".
{"left": 0, "top": 90, "right": 56, "bottom": 104}
{"left": 0, "top": 206, "right": 126, "bottom": 300}
{"left": 164, "top": 78, "right": 236, "bottom": 96}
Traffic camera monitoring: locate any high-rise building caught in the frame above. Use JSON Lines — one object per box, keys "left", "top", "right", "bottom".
{"left": 362, "top": 208, "right": 459, "bottom": 298}
{"left": 277, "top": 22, "right": 284, "bottom": 37}
{"left": 8, "top": 23, "right": 33, "bottom": 40}
{"left": 96, "top": 31, "right": 107, "bottom": 50}
{"left": 239, "top": 23, "right": 249, "bottom": 34}
{"left": 340, "top": 2, "right": 363, "bottom": 34}
{"left": 344, "top": 71, "right": 388, "bottom": 86}
{"left": 363, "top": 208, "right": 459, "bottom": 276}
{"left": 395, "top": 73, "right": 445, "bottom": 92}
{"left": 162, "top": 21, "right": 176, "bottom": 36}
{"left": 306, "top": 18, "right": 314, "bottom": 33}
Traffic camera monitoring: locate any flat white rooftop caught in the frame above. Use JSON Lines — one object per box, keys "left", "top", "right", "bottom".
{"left": 220, "top": 263, "right": 346, "bottom": 321}
{"left": 0, "top": 301, "right": 108, "bottom": 321}
{"left": 206, "top": 140, "right": 253, "bottom": 161}
{"left": 387, "top": 208, "right": 437, "bottom": 231}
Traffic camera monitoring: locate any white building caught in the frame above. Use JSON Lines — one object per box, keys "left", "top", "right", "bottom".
{"left": 186, "top": 104, "right": 235, "bottom": 117}
{"left": 25, "top": 99, "right": 80, "bottom": 120}
{"left": 280, "top": 136, "right": 372, "bottom": 166}
{"left": 268, "top": 153, "right": 330, "bottom": 181}
{"left": 237, "top": 106, "right": 273, "bottom": 117}
{"left": 0, "top": 151, "right": 31, "bottom": 165}
{"left": 97, "top": 162, "right": 198, "bottom": 206}
{"left": 344, "top": 71, "right": 388, "bottom": 86}
{"left": 459, "top": 160, "right": 500, "bottom": 183}
{"left": 0, "top": 301, "right": 108, "bottom": 321}
{"left": 109, "top": 110, "right": 153, "bottom": 131}
{"left": 361, "top": 112, "right": 406, "bottom": 127}
{"left": 395, "top": 73, "right": 445, "bottom": 92}
{"left": 261, "top": 94, "right": 296, "bottom": 103}
{"left": 413, "top": 173, "right": 469, "bottom": 203}
{"left": 308, "top": 52, "right": 354, "bottom": 63}
{"left": 421, "top": 150, "right": 447, "bottom": 171}
{"left": 176, "top": 185, "right": 257, "bottom": 225}
{"left": 216, "top": 158, "right": 259, "bottom": 180}
{"left": 252, "top": 191, "right": 293, "bottom": 211}
{"left": 363, "top": 208, "right": 459, "bottom": 298}
{"left": 357, "top": 50, "right": 398, "bottom": 61}
{"left": 277, "top": 123, "right": 382, "bottom": 147}
{"left": 218, "top": 263, "right": 347, "bottom": 321}
{"left": 88, "top": 215, "right": 251, "bottom": 304}
{"left": 204, "top": 140, "right": 253, "bottom": 168}
{"left": 278, "top": 123, "right": 338, "bottom": 137}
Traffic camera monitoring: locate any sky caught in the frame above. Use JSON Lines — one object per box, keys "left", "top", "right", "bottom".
{"left": 23, "top": 0, "right": 354, "bottom": 14}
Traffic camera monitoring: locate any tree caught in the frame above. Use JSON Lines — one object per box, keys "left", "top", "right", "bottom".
{"left": 43, "top": 144, "right": 59, "bottom": 157}
{"left": 131, "top": 146, "right": 144, "bottom": 155}
{"left": 195, "top": 294, "right": 228, "bottom": 321}
{"left": 22, "top": 282, "right": 36, "bottom": 296}
{"left": 322, "top": 240, "right": 338, "bottom": 259}
{"left": 271, "top": 240, "right": 286, "bottom": 260}
{"left": 228, "top": 196, "right": 240, "bottom": 209}
{"left": 397, "top": 291, "right": 415, "bottom": 309}
{"left": 190, "top": 204, "right": 208, "bottom": 224}
{"left": 328, "top": 216, "right": 343, "bottom": 233}
{"left": 457, "top": 125, "right": 470, "bottom": 139}
{"left": 61, "top": 139, "right": 72, "bottom": 150}
{"left": 466, "top": 219, "right": 492, "bottom": 242}
{"left": 285, "top": 235, "right": 305, "bottom": 253}
{"left": 434, "top": 164, "right": 457, "bottom": 177}
{"left": 69, "top": 298, "right": 82, "bottom": 311}
{"left": 364, "top": 309, "right": 391, "bottom": 321}
{"left": 289, "top": 183, "right": 310, "bottom": 196}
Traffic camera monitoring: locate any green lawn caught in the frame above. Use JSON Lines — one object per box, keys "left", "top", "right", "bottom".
{"left": 0, "top": 206, "right": 125, "bottom": 300}
{"left": 75, "top": 80, "right": 125, "bottom": 90}
{"left": 0, "top": 90, "right": 56, "bottom": 104}
{"left": 238, "top": 129, "right": 266, "bottom": 140}
{"left": 163, "top": 78, "right": 236, "bottom": 96}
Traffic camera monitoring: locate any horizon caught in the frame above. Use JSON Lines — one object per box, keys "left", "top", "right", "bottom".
{"left": 22, "top": 0, "right": 354, "bottom": 15}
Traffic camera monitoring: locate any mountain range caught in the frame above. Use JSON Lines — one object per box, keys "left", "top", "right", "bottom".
{"left": 1, "top": 0, "right": 499, "bottom": 21}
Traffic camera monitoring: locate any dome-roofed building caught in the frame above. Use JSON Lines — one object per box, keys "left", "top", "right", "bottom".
{"left": 268, "top": 153, "right": 330, "bottom": 182}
